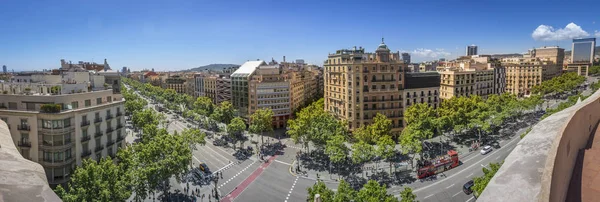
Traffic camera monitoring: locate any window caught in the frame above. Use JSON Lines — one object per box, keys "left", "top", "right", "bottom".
{"left": 71, "top": 101, "right": 78, "bottom": 109}
{"left": 95, "top": 112, "right": 100, "bottom": 120}
{"left": 63, "top": 118, "right": 71, "bottom": 127}
{"left": 82, "top": 128, "right": 88, "bottom": 137}
{"left": 107, "top": 96, "right": 112, "bottom": 102}
{"left": 96, "top": 98, "right": 102, "bottom": 105}
{"left": 82, "top": 115, "right": 87, "bottom": 122}
{"left": 8, "top": 102, "right": 17, "bottom": 110}
{"left": 85, "top": 100, "right": 91, "bottom": 107}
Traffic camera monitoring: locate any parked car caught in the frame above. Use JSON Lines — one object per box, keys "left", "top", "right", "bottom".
{"left": 480, "top": 145, "right": 492, "bottom": 155}
{"left": 463, "top": 180, "right": 474, "bottom": 195}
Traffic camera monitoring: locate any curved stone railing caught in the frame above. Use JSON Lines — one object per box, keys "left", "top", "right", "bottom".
{"left": 0, "top": 120, "right": 61, "bottom": 202}
{"left": 478, "top": 89, "right": 600, "bottom": 202}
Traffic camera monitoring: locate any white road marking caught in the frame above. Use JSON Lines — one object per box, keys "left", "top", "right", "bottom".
{"left": 274, "top": 160, "right": 292, "bottom": 166}
{"left": 410, "top": 136, "right": 520, "bottom": 193}
{"left": 218, "top": 160, "right": 256, "bottom": 188}
{"left": 285, "top": 176, "right": 299, "bottom": 202}
{"left": 496, "top": 156, "right": 501, "bottom": 160}
{"left": 215, "top": 162, "right": 234, "bottom": 173}
{"left": 424, "top": 194, "right": 434, "bottom": 199}
{"left": 452, "top": 191, "right": 462, "bottom": 197}
{"left": 466, "top": 173, "right": 474, "bottom": 178}
{"left": 481, "top": 164, "right": 487, "bottom": 168}
{"left": 446, "top": 184, "right": 455, "bottom": 189}
{"left": 466, "top": 196, "right": 474, "bottom": 202}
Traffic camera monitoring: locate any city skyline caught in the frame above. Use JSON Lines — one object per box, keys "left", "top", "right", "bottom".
{"left": 1, "top": 0, "right": 600, "bottom": 71}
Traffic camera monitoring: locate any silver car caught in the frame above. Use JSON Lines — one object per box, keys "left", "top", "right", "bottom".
{"left": 480, "top": 145, "right": 492, "bottom": 155}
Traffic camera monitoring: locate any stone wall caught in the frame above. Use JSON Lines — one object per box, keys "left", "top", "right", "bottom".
{"left": 478, "top": 89, "right": 600, "bottom": 202}
{"left": 0, "top": 120, "right": 61, "bottom": 202}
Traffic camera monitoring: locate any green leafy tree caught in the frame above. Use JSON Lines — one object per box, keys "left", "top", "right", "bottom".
{"left": 249, "top": 108, "right": 274, "bottom": 148}
{"left": 55, "top": 158, "right": 132, "bottom": 202}
{"left": 357, "top": 180, "right": 399, "bottom": 202}
{"left": 288, "top": 98, "right": 345, "bottom": 152}
{"left": 227, "top": 117, "right": 246, "bottom": 149}
{"left": 472, "top": 162, "right": 502, "bottom": 197}
{"left": 307, "top": 180, "right": 334, "bottom": 202}
{"left": 354, "top": 113, "right": 392, "bottom": 144}
{"left": 399, "top": 187, "right": 418, "bottom": 202}
{"left": 376, "top": 135, "right": 396, "bottom": 174}
{"left": 193, "top": 96, "right": 214, "bottom": 117}
{"left": 333, "top": 179, "right": 357, "bottom": 202}
{"left": 211, "top": 101, "right": 235, "bottom": 124}
{"left": 351, "top": 141, "right": 375, "bottom": 177}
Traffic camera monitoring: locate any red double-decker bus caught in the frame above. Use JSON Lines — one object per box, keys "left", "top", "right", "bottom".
{"left": 417, "top": 150, "right": 460, "bottom": 179}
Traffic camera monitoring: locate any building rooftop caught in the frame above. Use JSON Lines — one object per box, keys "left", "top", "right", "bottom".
{"left": 0, "top": 121, "right": 60, "bottom": 202}
{"left": 232, "top": 60, "right": 266, "bottom": 76}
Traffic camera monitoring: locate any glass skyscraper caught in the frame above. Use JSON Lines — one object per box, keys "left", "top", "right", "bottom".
{"left": 571, "top": 38, "right": 596, "bottom": 64}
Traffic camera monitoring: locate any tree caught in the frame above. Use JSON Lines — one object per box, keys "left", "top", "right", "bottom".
{"left": 357, "top": 180, "right": 399, "bottom": 202}
{"left": 472, "top": 162, "right": 502, "bottom": 197}
{"left": 376, "top": 135, "right": 396, "bottom": 174}
{"left": 249, "top": 108, "right": 274, "bottom": 149}
{"left": 398, "top": 126, "right": 423, "bottom": 169}
{"left": 325, "top": 134, "right": 349, "bottom": 176}
{"left": 55, "top": 158, "right": 132, "bottom": 202}
{"left": 132, "top": 108, "right": 160, "bottom": 129}
{"left": 333, "top": 179, "right": 357, "bottom": 202}
{"left": 399, "top": 187, "right": 418, "bottom": 202}
{"left": 193, "top": 96, "right": 214, "bottom": 117}
{"left": 351, "top": 141, "right": 375, "bottom": 177}
{"left": 211, "top": 101, "right": 235, "bottom": 124}
{"left": 307, "top": 180, "right": 334, "bottom": 202}
{"left": 227, "top": 117, "right": 246, "bottom": 149}
{"left": 288, "top": 98, "right": 345, "bottom": 152}
{"left": 354, "top": 113, "right": 392, "bottom": 144}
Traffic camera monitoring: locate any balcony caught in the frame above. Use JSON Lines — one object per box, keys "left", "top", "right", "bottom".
{"left": 81, "top": 150, "right": 92, "bottom": 158}
{"left": 40, "top": 126, "right": 74, "bottom": 135}
{"left": 81, "top": 120, "right": 90, "bottom": 127}
{"left": 117, "top": 135, "right": 125, "bottom": 142}
{"left": 17, "top": 140, "right": 31, "bottom": 148}
{"left": 116, "top": 124, "right": 123, "bottom": 129}
{"left": 17, "top": 125, "right": 30, "bottom": 131}
{"left": 40, "top": 140, "right": 73, "bottom": 151}
{"left": 38, "top": 156, "right": 74, "bottom": 167}
{"left": 106, "top": 127, "right": 114, "bottom": 133}
{"left": 116, "top": 111, "right": 123, "bottom": 117}
{"left": 81, "top": 135, "right": 91, "bottom": 143}
{"left": 94, "top": 131, "right": 103, "bottom": 138}
{"left": 94, "top": 145, "right": 104, "bottom": 153}
{"left": 94, "top": 117, "right": 103, "bottom": 123}
{"left": 105, "top": 114, "right": 113, "bottom": 120}
{"left": 106, "top": 139, "right": 115, "bottom": 147}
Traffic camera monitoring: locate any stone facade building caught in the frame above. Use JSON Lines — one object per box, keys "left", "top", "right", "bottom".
{"left": 0, "top": 69, "right": 125, "bottom": 187}
{"left": 324, "top": 40, "right": 406, "bottom": 132}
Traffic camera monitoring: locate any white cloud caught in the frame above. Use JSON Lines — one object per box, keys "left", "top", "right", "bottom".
{"left": 409, "top": 48, "right": 451, "bottom": 58}
{"left": 595, "top": 30, "right": 600, "bottom": 37}
{"left": 531, "top": 22, "right": 590, "bottom": 41}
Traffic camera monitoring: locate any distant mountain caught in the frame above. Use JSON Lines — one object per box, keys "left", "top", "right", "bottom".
{"left": 184, "top": 64, "right": 240, "bottom": 72}
{"left": 490, "top": 53, "right": 522, "bottom": 58}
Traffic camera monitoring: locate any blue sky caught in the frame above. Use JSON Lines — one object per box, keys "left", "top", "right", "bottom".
{"left": 1, "top": 0, "right": 599, "bottom": 71}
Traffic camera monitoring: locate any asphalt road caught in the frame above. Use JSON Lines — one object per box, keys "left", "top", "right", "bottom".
{"left": 124, "top": 80, "right": 595, "bottom": 202}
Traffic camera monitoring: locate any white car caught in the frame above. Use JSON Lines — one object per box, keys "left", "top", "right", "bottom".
{"left": 480, "top": 145, "right": 492, "bottom": 155}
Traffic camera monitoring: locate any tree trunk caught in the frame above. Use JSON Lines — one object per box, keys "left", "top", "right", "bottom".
{"left": 389, "top": 161, "right": 393, "bottom": 174}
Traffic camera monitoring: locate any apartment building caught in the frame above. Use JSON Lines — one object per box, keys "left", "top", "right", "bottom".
{"left": 439, "top": 57, "right": 500, "bottom": 100}
{"left": 164, "top": 75, "right": 186, "bottom": 93}
{"left": 502, "top": 57, "right": 562, "bottom": 97}
{"left": 193, "top": 73, "right": 206, "bottom": 98}
{"left": 216, "top": 75, "right": 232, "bottom": 104}
{"left": 324, "top": 40, "right": 406, "bottom": 132}
{"left": 204, "top": 75, "right": 218, "bottom": 103}
{"left": 248, "top": 65, "right": 291, "bottom": 129}
{"left": 0, "top": 69, "right": 125, "bottom": 186}
{"left": 404, "top": 72, "right": 440, "bottom": 110}
{"left": 232, "top": 60, "right": 267, "bottom": 117}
